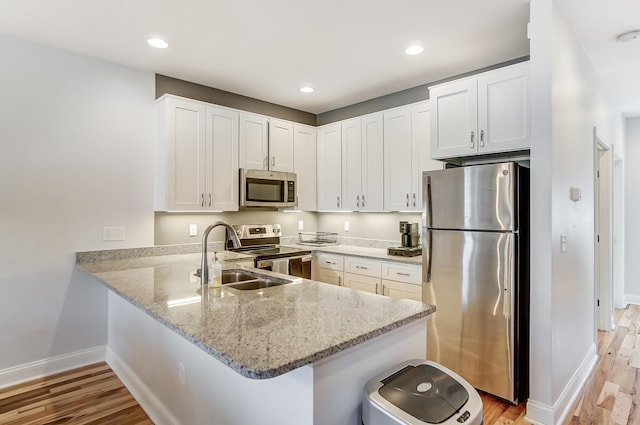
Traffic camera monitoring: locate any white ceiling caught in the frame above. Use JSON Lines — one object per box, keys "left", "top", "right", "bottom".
{"left": 0, "top": 0, "right": 637, "bottom": 117}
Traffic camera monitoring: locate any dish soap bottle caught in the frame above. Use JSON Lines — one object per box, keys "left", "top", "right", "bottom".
{"left": 209, "top": 251, "right": 222, "bottom": 287}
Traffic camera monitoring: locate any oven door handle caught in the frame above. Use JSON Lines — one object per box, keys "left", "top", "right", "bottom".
{"left": 255, "top": 254, "right": 312, "bottom": 269}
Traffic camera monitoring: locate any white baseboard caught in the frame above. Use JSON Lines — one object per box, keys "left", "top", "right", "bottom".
{"left": 624, "top": 295, "right": 640, "bottom": 306}
{"left": 0, "top": 345, "right": 106, "bottom": 390}
{"left": 106, "top": 347, "right": 180, "bottom": 425}
{"left": 525, "top": 343, "right": 598, "bottom": 425}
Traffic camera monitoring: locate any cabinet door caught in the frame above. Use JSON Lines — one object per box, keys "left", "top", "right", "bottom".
{"left": 239, "top": 112, "right": 268, "bottom": 170}
{"left": 477, "top": 63, "right": 530, "bottom": 154}
{"left": 383, "top": 106, "right": 413, "bottom": 211}
{"left": 344, "top": 272, "right": 380, "bottom": 295}
{"left": 317, "top": 268, "right": 344, "bottom": 286}
{"left": 411, "top": 102, "right": 442, "bottom": 211}
{"left": 293, "top": 124, "right": 316, "bottom": 211}
{"left": 382, "top": 279, "right": 422, "bottom": 301}
{"left": 165, "top": 97, "right": 207, "bottom": 211}
{"left": 429, "top": 78, "right": 478, "bottom": 159}
{"left": 205, "top": 106, "right": 238, "bottom": 211}
{"left": 269, "top": 118, "right": 294, "bottom": 172}
{"left": 361, "top": 113, "right": 384, "bottom": 211}
{"left": 317, "top": 123, "right": 342, "bottom": 210}
{"left": 341, "top": 118, "right": 362, "bottom": 210}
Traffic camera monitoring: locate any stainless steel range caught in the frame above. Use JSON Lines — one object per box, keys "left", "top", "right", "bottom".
{"left": 228, "top": 224, "right": 312, "bottom": 279}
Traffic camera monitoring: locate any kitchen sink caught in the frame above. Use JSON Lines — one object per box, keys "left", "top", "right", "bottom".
{"left": 220, "top": 268, "right": 294, "bottom": 290}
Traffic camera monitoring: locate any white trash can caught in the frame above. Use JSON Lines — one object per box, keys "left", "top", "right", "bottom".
{"left": 363, "top": 360, "right": 483, "bottom": 425}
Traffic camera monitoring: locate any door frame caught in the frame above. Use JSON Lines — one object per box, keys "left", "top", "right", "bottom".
{"left": 594, "top": 127, "right": 613, "bottom": 331}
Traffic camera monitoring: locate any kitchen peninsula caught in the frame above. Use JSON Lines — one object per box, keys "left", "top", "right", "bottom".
{"left": 76, "top": 246, "right": 434, "bottom": 425}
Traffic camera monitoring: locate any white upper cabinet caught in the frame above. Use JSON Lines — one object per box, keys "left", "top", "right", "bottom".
{"left": 317, "top": 123, "right": 342, "bottom": 210}
{"left": 430, "top": 62, "right": 529, "bottom": 159}
{"left": 239, "top": 113, "right": 294, "bottom": 172}
{"left": 384, "top": 101, "right": 440, "bottom": 212}
{"left": 293, "top": 123, "right": 316, "bottom": 211}
{"left": 360, "top": 113, "right": 384, "bottom": 211}
{"left": 341, "top": 118, "right": 362, "bottom": 211}
{"left": 156, "top": 95, "right": 238, "bottom": 212}
{"left": 269, "top": 118, "right": 294, "bottom": 172}
{"left": 238, "top": 112, "right": 268, "bottom": 170}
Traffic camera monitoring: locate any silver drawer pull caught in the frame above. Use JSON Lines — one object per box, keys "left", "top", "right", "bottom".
{"left": 356, "top": 265, "right": 368, "bottom": 270}
{"left": 325, "top": 261, "right": 337, "bottom": 265}
{"left": 396, "top": 272, "right": 411, "bottom": 276}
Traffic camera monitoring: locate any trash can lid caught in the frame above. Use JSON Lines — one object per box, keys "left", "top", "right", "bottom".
{"left": 378, "top": 364, "right": 469, "bottom": 424}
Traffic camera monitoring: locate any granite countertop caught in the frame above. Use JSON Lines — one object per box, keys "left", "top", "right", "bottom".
{"left": 77, "top": 247, "right": 434, "bottom": 380}
{"left": 287, "top": 243, "right": 423, "bottom": 265}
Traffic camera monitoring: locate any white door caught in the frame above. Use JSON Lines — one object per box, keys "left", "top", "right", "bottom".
{"left": 411, "top": 101, "right": 442, "bottom": 211}
{"left": 293, "top": 124, "right": 316, "bottom": 211}
{"left": 341, "top": 118, "right": 362, "bottom": 210}
{"left": 166, "top": 97, "right": 206, "bottom": 210}
{"left": 429, "top": 78, "right": 478, "bottom": 159}
{"left": 205, "top": 106, "right": 238, "bottom": 211}
{"left": 317, "top": 123, "right": 342, "bottom": 210}
{"left": 384, "top": 106, "right": 413, "bottom": 211}
{"left": 361, "top": 113, "right": 384, "bottom": 211}
{"left": 239, "top": 112, "right": 268, "bottom": 170}
{"left": 269, "top": 118, "right": 294, "bottom": 172}
{"left": 477, "top": 63, "right": 530, "bottom": 154}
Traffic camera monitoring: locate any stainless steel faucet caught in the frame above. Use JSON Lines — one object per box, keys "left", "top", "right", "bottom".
{"left": 201, "top": 222, "right": 241, "bottom": 286}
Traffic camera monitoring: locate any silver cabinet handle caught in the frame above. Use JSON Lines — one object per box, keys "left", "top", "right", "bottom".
{"left": 325, "top": 260, "right": 337, "bottom": 265}
{"left": 201, "top": 193, "right": 204, "bottom": 207}
{"left": 470, "top": 131, "right": 475, "bottom": 149}
{"left": 383, "top": 285, "right": 388, "bottom": 296}
{"left": 356, "top": 265, "right": 368, "bottom": 270}
{"left": 338, "top": 276, "right": 342, "bottom": 286}
{"left": 376, "top": 283, "right": 380, "bottom": 294}
{"left": 480, "top": 129, "right": 485, "bottom": 147}
{"left": 412, "top": 193, "right": 416, "bottom": 207}
{"left": 362, "top": 194, "right": 365, "bottom": 208}
{"left": 208, "top": 193, "right": 212, "bottom": 207}
{"left": 396, "top": 272, "right": 411, "bottom": 277}
{"left": 356, "top": 195, "right": 360, "bottom": 208}
{"left": 337, "top": 196, "right": 340, "bottom": 208}
{"left": 271, "top": 156, "right": 275, "bottom": 167}
{"left": 406, "top": 193, "right": 409, "bottom": 207}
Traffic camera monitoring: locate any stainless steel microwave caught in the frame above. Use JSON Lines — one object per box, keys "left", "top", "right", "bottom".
{"left": 239, "top": 169, "right": 297, "bottom": 208}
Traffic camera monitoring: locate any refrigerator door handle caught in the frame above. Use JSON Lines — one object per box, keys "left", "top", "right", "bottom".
{"left": 425, "top": 229, "right": 432, "bottom": 282}
{"left": 425, "top": 175, "right": 433, "bottom": 228}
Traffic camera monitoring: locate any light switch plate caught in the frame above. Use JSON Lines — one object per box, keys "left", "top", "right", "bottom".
{"left": 344, "top": 221, "right": 350, "bottom": 232}
{"left": 189, "top": 224, "right": 197, "bottom": 237}
{"left": 298, "top": 220, "right": 304, "bottom": 230}
{"left": 103, "top": 226, "right": 125, "bottom": 241}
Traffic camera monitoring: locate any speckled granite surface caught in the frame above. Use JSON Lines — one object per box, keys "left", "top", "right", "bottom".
{"left": 77, "top": 249, "right": 434, "bottom": 380}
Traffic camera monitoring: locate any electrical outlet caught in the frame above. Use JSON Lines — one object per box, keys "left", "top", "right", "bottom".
{"left": 179, "top": 362, "right": 186, "bottom": 386}
{"left": 189, "top": 224, "right": 197, "bottom": 237}
{"left": 344, "top": 221, "right": 350, "bottom": 232}
{"left": 103, "top": 226, "right": 125, "bottom": 241}
{"left": 298, "top": 220, "right": 304, "bottom": 230}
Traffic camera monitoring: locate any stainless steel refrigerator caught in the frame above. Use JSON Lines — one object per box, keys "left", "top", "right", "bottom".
{"left": 422, "top": 162, "right": 529, "bottom": 404}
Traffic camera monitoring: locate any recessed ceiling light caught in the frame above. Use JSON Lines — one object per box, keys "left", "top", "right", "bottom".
{"left": 405, "top": 45, "right": 424, "bottom": 55}
{"left": 148, "top": 38, "right": 169, "bottom": 49}
{"left": 300, "top": 86, "right": 314, "bottom": 93}
{"left": 616, "top": 30, "right": 640, "bottom": 42}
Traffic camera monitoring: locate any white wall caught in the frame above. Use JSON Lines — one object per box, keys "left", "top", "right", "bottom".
{"left": 625, "top": 118, "right": 640, "bottom": 303}
{"left": 527, "top": 1, "right": 624, "bottom": 423}
{"left": 0, "top": 34, "right": 155, "bottom": 377}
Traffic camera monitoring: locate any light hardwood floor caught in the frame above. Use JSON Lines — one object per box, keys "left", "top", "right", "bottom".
{"left": 0, "top": 362, "right": 151, "bottom": 425}
{"left": 2, "top": 305, "right": 638, "bottom": 425}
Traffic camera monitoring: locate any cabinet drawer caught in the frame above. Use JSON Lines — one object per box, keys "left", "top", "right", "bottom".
{"left": 345, "top": 257, "right": 381, "bottom": 278}
{"left": 381, "top": 262, "right": 421, "bottom": 284}
{"left": 316, "top": 253, "right": 344, "bottom": 271}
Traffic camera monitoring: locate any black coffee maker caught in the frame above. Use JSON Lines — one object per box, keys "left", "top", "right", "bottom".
{"left": 387, "top": 221, "right": 422, "bottom": 257}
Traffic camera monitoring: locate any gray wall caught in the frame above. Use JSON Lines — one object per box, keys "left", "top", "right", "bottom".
{"left": 156, "top": 74, "right": 316, "bottom": 126}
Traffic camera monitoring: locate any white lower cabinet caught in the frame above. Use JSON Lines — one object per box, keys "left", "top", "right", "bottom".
{"left": 314, "top": 253, "right": 422, "bottom": 302}
{"left": 314, "top": 253, "right": 344, "bottom": 286}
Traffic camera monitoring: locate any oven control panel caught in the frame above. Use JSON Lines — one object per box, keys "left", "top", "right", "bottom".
{"left": 233, "top": 224, "right": 282, "bottom": 240}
